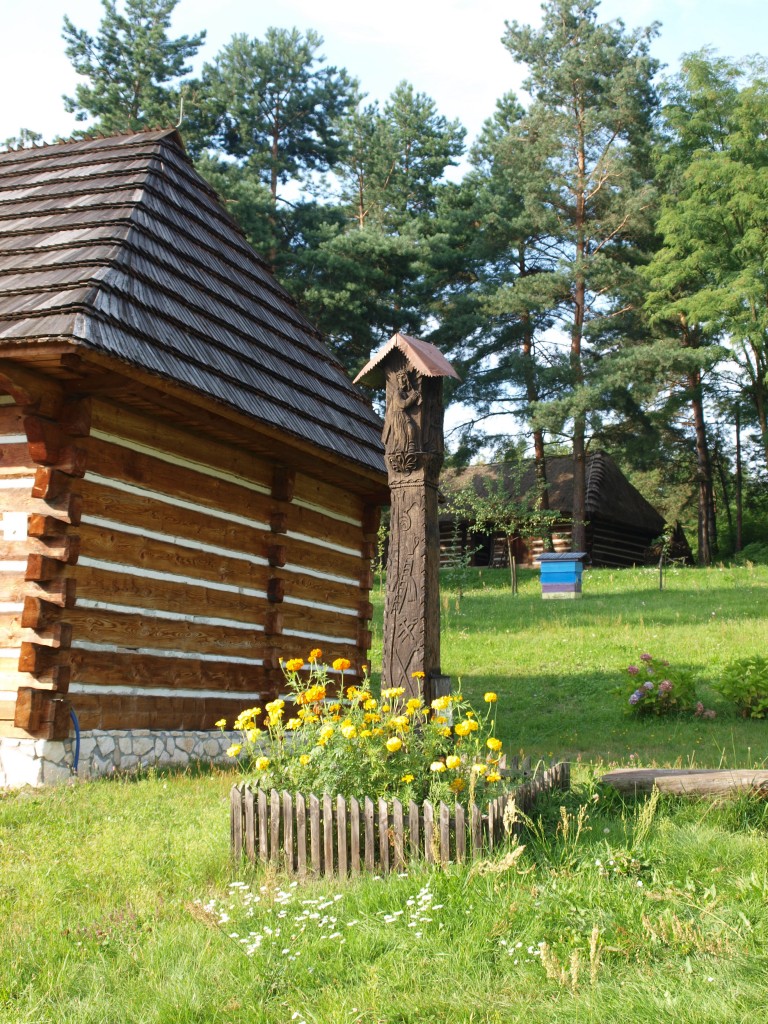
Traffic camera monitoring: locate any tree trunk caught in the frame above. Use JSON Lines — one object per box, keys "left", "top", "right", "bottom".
{"left": 736, "top": 405, "right": 743, "bottom": 552}
{"left": 688, "top": 369, "right": 717, "bottom": 565}
{"left": 570, "top": 117, "right": 588, "bottom": 553}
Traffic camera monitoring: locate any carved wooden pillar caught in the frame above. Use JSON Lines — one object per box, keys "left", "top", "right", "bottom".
{"left": 355, "top": 334, "right": 459, "bottom": 704}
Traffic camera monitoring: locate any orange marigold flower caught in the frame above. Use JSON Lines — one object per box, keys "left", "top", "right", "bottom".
{"left": 450, "top": 778, "right": 466, "bottom": 793}
{"left": 333, "top": 658, "right": 352, "bottom": 672}
{"left": 308, "top": 648, "right": 322, "bottom": 662}
{"left": 285, "top": 658, "right": 304, "bottom": 673}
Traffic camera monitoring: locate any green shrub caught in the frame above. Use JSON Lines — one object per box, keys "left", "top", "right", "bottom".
{"left": 732, "top": 541, "right": 768, "bottom": 565}
{"left": 715, "top": 655, "right": 768, "bottom": 717}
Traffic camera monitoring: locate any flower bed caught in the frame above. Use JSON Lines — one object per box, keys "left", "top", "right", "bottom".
{"left": 222, "top": 651, "right": 569, "bottom": 874}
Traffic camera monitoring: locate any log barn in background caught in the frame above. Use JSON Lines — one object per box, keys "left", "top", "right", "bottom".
{"left": 0, "top": 129, "right": 387, "bottom": 786}
{"left": 441, "top": 452, "right": 685, "bottom": 569}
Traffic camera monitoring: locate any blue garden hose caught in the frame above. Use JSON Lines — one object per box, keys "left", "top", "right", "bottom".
{"left": 69, "top": 706, "right": 80, "bottom": 774}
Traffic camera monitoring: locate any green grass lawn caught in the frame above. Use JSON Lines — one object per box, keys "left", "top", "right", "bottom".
{"left": 1, "top": 566, "right": 767, "bottom": 1023}
{"left": 414, "top": 563, "right": 768, "bottom": 767}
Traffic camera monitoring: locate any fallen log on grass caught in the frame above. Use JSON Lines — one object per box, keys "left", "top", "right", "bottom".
{"left": 600, "top": 768, "right": 768, "bottom": 798}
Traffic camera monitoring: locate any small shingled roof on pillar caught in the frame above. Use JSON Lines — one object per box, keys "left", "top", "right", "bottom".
{"left": 354, "top": 333, "right": 460, "bottom": 388}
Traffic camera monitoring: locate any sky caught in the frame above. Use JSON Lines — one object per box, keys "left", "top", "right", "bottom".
{"left": 3, "top": 0, "right": 768, "bottom": 149}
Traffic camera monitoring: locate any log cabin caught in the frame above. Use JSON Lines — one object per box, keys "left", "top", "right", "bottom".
{"left": 441, "top": 452, "right": 690, "bottom": 569}
{"left": 0, "top": 129, "right": 388, "bottom": 786}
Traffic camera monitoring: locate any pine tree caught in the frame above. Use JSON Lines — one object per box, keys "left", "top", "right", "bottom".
{"left": 62, "top": 0, "right": 205, "bottom": 132}
{"left": 501, "top": 0, "right": 660, "bottom": 549}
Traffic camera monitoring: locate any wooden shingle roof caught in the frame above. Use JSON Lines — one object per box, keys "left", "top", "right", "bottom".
{"left": 443, "top": 452, "right": 665, "bottom": 534}
{"left": 0, "top": 129, "right": 385, "bottom": 476}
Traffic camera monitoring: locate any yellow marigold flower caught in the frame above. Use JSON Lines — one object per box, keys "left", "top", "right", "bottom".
{"left": 333, "top": 658, "right": 352, "bottom": 672}
{"left": 431, "top": 695, "right": 451, "bottom": 711}
{"left": 411, "top": 670, "right": 426, "bottom": 679}
{"left": 372, "top": 727, "right": 384, "bottom": 736}
{"left": 381, "top": 704, "right": 391, "bottom": 713}
{"left": 363, "top": 698, "right": 378, "bottom": 710}
{"left": 450, "top": 778, "right": 466, "bottom": 793}
{"left": 254, "top": 756, "right": 270, "bottom": 772}
{"left": 329, "top": 703, "right": 342, "bottom": 713}
{"left": 439, "top": 727, "right": 451, "bottom": 738}
{"left": 364, "top": 712, "right": 381, "bottom": 723}
{"left": 487, "top": 737, "right": 503, "bottom": 751}
{"left": 465, "top": 710, "right": 475, "bottom": 718}
{"left": 484, "top": 692, "right": 498, "bottom": 703}
{"left": 215, "top": 718, "right": 227, "bottom": 729}
{"left": 430, "top": 760, "right": 447, "bottom": 773}
{"left": 388, "top": 715, "right": 410, "bottom": 730}
{"left": 445, "top": 754, "right": 461, "bottom": 770}
{"left": 308, "top": 648, "right": 322, "bottom": 662}
{"left": 471, "top": 763, "right": 488, "bottom": 775}
{"left": 341, "top": 724, "right": 357, "bottom": 739}
{"left": 382, "top": 687, "right": 405, "bottom": 699}
{"left": 401, "top": 773, "right": 415, "bottom": 784}
{"left": 299, "top": 754, "right": 311, "bottom": 766}
{"left": 360, "top": 729, "right": 373, "bottom": 738}
{"left": 226, "top": 743, "right": 242, "bottom": 758}
{"left": 467, "top": 719, "right": 479, "bottom": 732}
{"left": 454, "top": 721, "right": 471, "bottom": 737}
{"left": 265, "top": 699, "right": 284, "bottom": 712}
{"left": 386, "top": 736, "right": 403, "bottom": 752}
{"left": 406, "top": 697, "right": 423, "bottom": 710}
{"left": 296, "top": 682, "right": 326, "bottom": 705}
{"left": 246, "top": 728, "right": 261, "bottom": 743}
{"left": 285, "top": 658, "right": 304, "bottom": 673}
{"left": 486, "top": 771, "right": 502, "bottom": 783}
{"left": 285, "top": 718, "right": 302, "bottom": 731}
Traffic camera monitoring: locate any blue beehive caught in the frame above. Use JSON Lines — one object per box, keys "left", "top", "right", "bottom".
{"left": 538, "top": 552, "right": 589, "bottom": 599}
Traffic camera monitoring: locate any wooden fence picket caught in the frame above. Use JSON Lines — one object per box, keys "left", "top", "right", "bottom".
{"left": 350, "top": 796, "right": 361, "bottom": 877}
{"left": 393, "top": 799, "right": 405, "bottom": 871}
{"left": 337, "top": 794, "right": 348, "bottom": 878}
{"left": 270, "top": 790, "right": 280, "bottom": 867}
{"left": 231, "top": 761, "right": 570, "bottom": 876}
{"left": 364, "top": 797, "right": 375, "bottom": 872}
{"left": 309, "top": 794, "right": 321, "bottom": 875}
{"left": 378, "top": 799, "right": 390, "bottom": 874}
{"left": 258, "top": 789, "right": 268, "bottom": 864}
{"left": 408, "top": 801, "right": 420, "bottom": 862}
{"left": 323, "top": 794, "right": 333, "bottom": 876}
{"left": 296, "top": 792, "right": 307, "bottom": 880}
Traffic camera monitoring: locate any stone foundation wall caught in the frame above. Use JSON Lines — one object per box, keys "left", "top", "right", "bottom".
{"left": 0, "top": 730, "right": 238, "bottom": 788}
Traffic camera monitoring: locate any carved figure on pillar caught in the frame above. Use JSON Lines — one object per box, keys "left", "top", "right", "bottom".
{"left": 383, "top": 368, "right": 422, "bottom": 474}
{"left": 355, "top": 334, "right": 459, "bottom": 704}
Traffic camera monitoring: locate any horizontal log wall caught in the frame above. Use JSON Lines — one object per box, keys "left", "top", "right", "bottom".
{"left": 0, "top": 389, "right": 82, "bottom": 739}
{"left": 66, "top": 401, "right": 375, "bottom": 731}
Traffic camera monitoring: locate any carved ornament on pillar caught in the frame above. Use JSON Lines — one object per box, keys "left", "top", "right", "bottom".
{"left": 355, "top": 334, "right": 459, "bottom": 703}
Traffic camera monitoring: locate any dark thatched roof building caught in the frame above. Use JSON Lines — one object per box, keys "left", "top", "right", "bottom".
{"left": 441, "top": 451, "right": 681, "bottom": 568}
{"left": 0, "top": 129, "right": 387, "bottom": 785}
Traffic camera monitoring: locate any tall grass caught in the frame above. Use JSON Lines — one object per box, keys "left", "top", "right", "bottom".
{"left": 1, "top": 566, "right": 767, "bottom": 1023}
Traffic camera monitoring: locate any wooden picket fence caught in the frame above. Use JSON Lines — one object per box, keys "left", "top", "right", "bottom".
{"left": 230, "top": 758, "right": 570, "bottom": 877}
